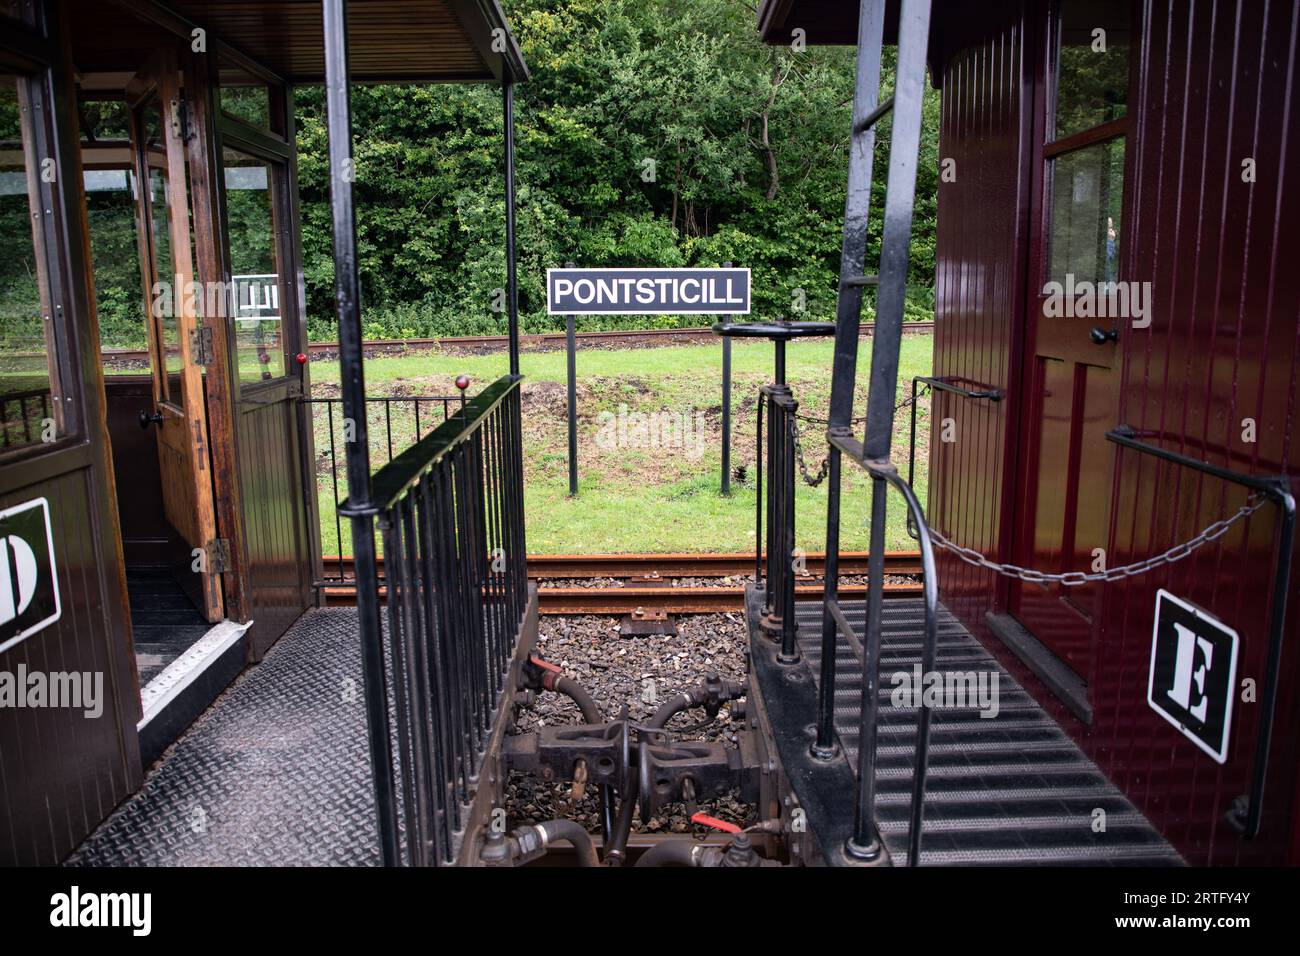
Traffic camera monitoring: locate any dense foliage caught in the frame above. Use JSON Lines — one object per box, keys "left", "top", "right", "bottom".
{"left": 294, "top": 0, "right": 941, "bottom": 340}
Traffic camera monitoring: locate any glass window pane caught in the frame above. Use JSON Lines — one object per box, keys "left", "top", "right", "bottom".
{"left": 220, "top": 85, "right": 271, "bottom": 129}
{"left": 1048, "top": 137, "right": 1125, "bottom": 285}
{"left": 0, "top": 74, "right": 63, "bottom": 451}
{"left": 1054, "top": 0, "right": 1129, "bottom": 139}
{"left": 218, "top": 59, "right": 275, "bottom": 132}
{"left": 84, "top": 167, "right": 145, "bottom": 354}
{"left": 224, "top": 149, "right": 285, "bottom": 382}
{"left": 140, "top": 99, "right": 185, "bottom": 405}
{"left": 80, "top": 98, "right": 132, "bottom": 142}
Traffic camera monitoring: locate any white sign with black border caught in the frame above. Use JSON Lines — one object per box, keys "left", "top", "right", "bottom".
{"left": 0, "top": 497, "right": 62, "bottom": 654}
{"left": 1147, "top": 589, "right": 1239, "bottom": 764}
{"left": 546, "top": 267, "right": 751, "bottom": 316}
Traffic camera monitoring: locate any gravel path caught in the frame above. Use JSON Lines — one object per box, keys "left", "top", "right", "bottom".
{"left": 506, "top": 613, "right": 756, "bottom": 835}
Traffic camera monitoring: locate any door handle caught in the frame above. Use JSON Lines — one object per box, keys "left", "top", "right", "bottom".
{"left": 138, "top": 409, "right": 164, "bottom": 429}
{"left": 1089, "top": 327, "right": 1119, "bottom": 345}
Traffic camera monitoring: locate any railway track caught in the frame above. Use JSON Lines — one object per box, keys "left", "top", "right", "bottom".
{"left": 319, "top": 551, "right": 924, "bottom": 613}
{"left": 100, "top": 322, "right": 935, "bottom": 364}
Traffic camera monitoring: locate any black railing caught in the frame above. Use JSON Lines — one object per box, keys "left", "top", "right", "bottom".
{"left": 756, "top": 385, "right": 800, "bottom": 662}
{"left": 307, "top": 393, "right": 462, "bottom": 585}
{"left": 340, "top": 375, "right": 528, "bottom": 865}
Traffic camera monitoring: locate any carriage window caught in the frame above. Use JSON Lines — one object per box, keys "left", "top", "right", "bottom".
{"left": 0, "top": 73, "right": 65, "bottom": 451}
{"left": 224, "top": 149, "right": 285, "bottom": 382}
{"left": 84, "top": 169, "right": 143, "bottom": 356}
{"left": 1048, "top": 137, "right": 1124, "bottom": 285}
{"left": 1053, "top": 0, "right": 1129, "bottom": 139}
{"left": 220, "top": 85, "right": 271, "bottom": 131}
{"left": 140, "top": 99, "right": 185, "bottom": 405}
{"left": 1046, "top": 0, "right": 1129, "bottom": 285}
{"left": 80, "top": 99, "right": 145, "bottom": 366}
{"left": 218, "top": 59, "right": 278, "bottom": 135}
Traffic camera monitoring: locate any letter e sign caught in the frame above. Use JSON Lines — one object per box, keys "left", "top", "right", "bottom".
{"left": 1147, "top": 589, "right": 1238, "bottom": 764}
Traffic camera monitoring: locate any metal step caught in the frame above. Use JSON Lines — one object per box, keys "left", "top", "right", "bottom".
{"left": 790, "top": 597, "right": 1182, "bottom": 865}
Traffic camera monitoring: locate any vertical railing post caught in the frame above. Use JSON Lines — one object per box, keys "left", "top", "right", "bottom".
{"left": 815, "top": 0, "right": 886, "bottom": 763}
{"left": 847, "top": 0, "right": 933, "bottom": 862}
{"left": 504, "top": 77, "right": 520, "bottom": 377}
{"left": 779, "top": 398, "right": 799, "bottom": 664}
{"left": 565, "top": 260, "right": 578, "bottom": 496}
{"left": 321, "top": 0, "right": 400, "bottom": 867}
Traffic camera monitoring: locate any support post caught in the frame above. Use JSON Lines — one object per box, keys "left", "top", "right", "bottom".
{"left": 504, "top": 77, "right": 520, "bottom": 376}
{"left": 565, "top": 260, "right": 578, "bottom": 496}
{"left": 321, "top": 0, "right": 400, "bottom": 867}
{"left": 721, "top": 261, "right": 732, "bottom": 496}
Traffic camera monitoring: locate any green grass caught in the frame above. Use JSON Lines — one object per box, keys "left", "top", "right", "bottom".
{"left": 309, "top": 335, "right": 935, "bottom": 556}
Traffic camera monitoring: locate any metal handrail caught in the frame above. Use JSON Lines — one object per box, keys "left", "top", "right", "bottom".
{"left": 905, "top": 376, "right": 1004, "bottom": 538}
{"left": 1106, "top": 425, "right": 1295, "bottom": 840}
{"left": 308, "top": 392, "right": 461, "bottom": 585}
{"left": 345, "top": 373, "right": 529, "bottom": 865}
{"left": 826, "top": 429, "right": 940, "bottom": 866}
{"left": 340, "top": 377, "right": 521, "bottom": 517}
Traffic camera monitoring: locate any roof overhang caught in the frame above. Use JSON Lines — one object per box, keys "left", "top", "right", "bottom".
{"left": 757, "top": 0, "right": 1007, "bottom": 85}
{"left": 76, "top": 0, "right": 529, "bottom": 85}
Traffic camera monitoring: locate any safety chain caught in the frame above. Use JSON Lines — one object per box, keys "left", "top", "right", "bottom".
{"left": 791, "top": 417, "right": 829, "bottom": 486}
{"left": 927, "top": 493, "right": 1270, "bottom": 585}
{"left": 791, "top": 388, "right": 929, "bottom": 487}
{"left": 793, "top": 386, "right": 928, "bottom": 427}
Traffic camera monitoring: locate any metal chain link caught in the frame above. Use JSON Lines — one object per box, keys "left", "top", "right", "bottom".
{"left": 791, "top": 418, "right": 829, "bottom": 486}
{"left": 785, "top": 390, "right": 930, "bottom": 489}
{"left": 927, "top": 494, "right": 1270, "bottom": 585}
{"left": 794, "top": 385, "right": 928, "bottom": 427}
{"left": 791, "top": 389, "right": 929, "bottom": 487}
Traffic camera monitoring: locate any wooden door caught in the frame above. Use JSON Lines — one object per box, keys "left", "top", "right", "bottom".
{"left": 1009, "top": 0, "right": 1133, "bottom": 677}
{"left": 213, "top": 72, "right": 317, "bottom": 657}
{"left": 128, "top": 54, "right": 223, "bottom": 622}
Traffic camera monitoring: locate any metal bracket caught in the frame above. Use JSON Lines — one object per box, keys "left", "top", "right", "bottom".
{"left": 190, "top": 326, "right": 214, "bottom": 366}
{"left": 169, "top": 97, "right": 193, "bottom": 142}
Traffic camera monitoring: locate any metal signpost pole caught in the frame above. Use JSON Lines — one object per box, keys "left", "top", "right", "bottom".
{"left": 721, "top": 261, "right": 732, "bottom": 496}
{"left": 566, "top": 260, "right": 578, "bottom": 496}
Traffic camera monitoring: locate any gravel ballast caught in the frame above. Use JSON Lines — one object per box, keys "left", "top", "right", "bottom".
{"left": 506, "top": 612, "right": 756, "bottom": 835}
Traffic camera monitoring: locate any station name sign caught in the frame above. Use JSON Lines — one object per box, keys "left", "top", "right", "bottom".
{"left": 547, "top": 267, "right": 751, "bottom": 316}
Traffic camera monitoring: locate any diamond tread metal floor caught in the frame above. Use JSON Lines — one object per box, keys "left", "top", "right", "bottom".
{"left": 795, "top": 599, "right": 1183, "bottom": 866}
{"left": 67, "top": 609, "right": 384, "bottom": 866}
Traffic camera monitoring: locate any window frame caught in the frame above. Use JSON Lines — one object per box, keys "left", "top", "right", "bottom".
{"left": 214, "top": 75, "right": 299, "bottom": 395}
{"left": 1040, "top": 0, "right": 1138, "bottom": 286}
{"left": 0, "top": 17, "right": 84, "bottom": 465}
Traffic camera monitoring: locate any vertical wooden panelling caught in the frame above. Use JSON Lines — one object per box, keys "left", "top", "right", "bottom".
{"left": 237, "top": 389, "right": 312, "bottom": 659}
{"left": 929, "top": 2, "right": 1026, "bottom": 630}
{"left": 1093, "top": 0, "right": 1300, "bottom": 865}
{"left": 0, "top": 468, "right": 141, "bottom": 865}
{"left": 931, "top": 0, "right": 1300, "bottom": 863}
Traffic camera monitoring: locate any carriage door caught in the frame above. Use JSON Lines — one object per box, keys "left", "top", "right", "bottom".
{"left": 129, "top": 54, "right": 223, "bottom": 622}
{"left": 1009, "top": 1, "right": 1131, "bottom": 678}
{"left": 215, "top": 68, "right": 316, "bottom": 657}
